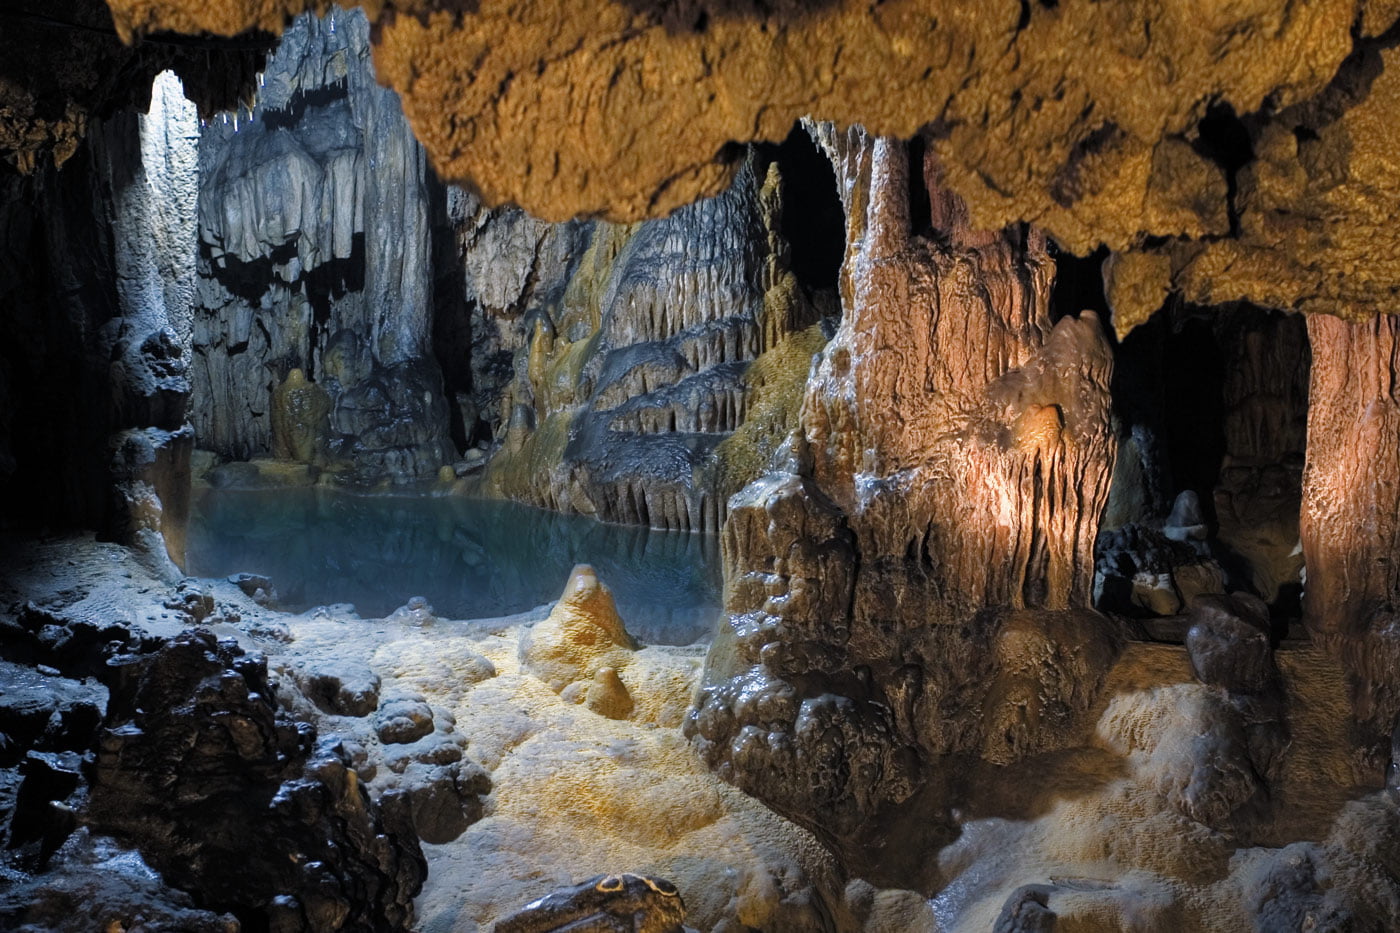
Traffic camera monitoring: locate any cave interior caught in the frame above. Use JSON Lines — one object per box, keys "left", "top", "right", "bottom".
{"left": 2, "top": 2, "right": 1400, "bottom": 932}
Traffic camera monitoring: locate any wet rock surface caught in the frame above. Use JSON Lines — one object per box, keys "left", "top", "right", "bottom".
{"left": 88, "top": 628, "right": 428, "bottom": 931}
{"left": 689, "top": 125, "right": 1121, "bottom": 838}
{"left": 492, "top": 873, "right": 687, "bottom": 933}
{"left": 192, "top": 9, "right": 453, "bottom": 485}
{"left": 0, "top": 829, "right": 239, "bottom": 933}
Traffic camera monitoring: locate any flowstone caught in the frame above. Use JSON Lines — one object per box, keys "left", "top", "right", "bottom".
{"left": 689, "top": 125, "right": 1121, "bottom": 839}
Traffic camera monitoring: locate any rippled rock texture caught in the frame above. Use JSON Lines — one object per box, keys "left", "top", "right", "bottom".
{"left": 474, "top": 146, "right": 832, "bottom": 532}
{"left": 687, "top": 125, "right": 1121, "bottom": 837}
{"left": 192, "top": 9, "right": 453, "bottom": 484}
{"left": 100, "top": 0, "right": 1400, "bottom": 328}
{"left": 1303, "top": 313, "right": 1400, "bottom": 762}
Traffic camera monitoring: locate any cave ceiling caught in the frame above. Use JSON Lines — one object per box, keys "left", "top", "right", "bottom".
{"left": 8, "top": 0, "right": 1400, "bottom": 330}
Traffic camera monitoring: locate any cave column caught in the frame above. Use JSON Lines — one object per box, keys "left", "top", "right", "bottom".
{"left": 802, "top": 124, "right": 1116, "bottom": 621}
{"left": 689, "top": 124, "right": 1119, "bottom": 838}
{"left": 1301, "top": 312, "right": 1400, "bottom": 751}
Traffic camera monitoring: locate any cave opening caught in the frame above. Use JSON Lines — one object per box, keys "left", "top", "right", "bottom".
{"left": 1097, "top": 302, "right": 1310, "bottom": 631}
{"left": 1162, "top": 315, "right": 1229, "bottom": 512}
{"left": 1047, "top": 241, "right": 1110, "bottom": 323}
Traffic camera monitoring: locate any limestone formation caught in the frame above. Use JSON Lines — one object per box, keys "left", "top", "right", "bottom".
{"left": 271, "top": 368, "right": 332, "bottom": 463}
{"left": 192, "top": 9, "right": 453, "bottom": 484}
{"left": 689, "top": 125, "right": 1121, "bottom": 837}
{"left": 520, "top": 565, "right": 639, "bottom": 696}
{"left": 1212, "top": 310, "right": 1309, "bottom": 608}
{"left": 477, "top": 150, "right": 828, "bottom": 532}
{"left": 100, "top": 0, "right": 1400, "bottom": 326}
{"left": 0, "top": 82, "right": 201, "bottom": 570}
{"left": 88, "top": 629, "right": 429, "bottom": 932}
{"left": 1302, "top": 312, "right": 1400, "bottom": 760}
{"left": 0, "top": 0, "right": 265, "bottom": 174}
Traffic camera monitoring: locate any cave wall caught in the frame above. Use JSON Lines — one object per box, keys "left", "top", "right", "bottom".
{"left": 470, "top": 147, "right": 832, "bottom": 532}
{"left": 687, "top": 124, "right": 1121, "bottom": 838}
{"left": 192, "top": 8, "right": 453, "bottom": 484}
{"left": 0, "top": 81, "right": 201, "bottom": 568}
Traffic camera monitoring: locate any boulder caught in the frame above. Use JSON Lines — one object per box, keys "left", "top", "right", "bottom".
{"left": 494, "top": 874, "right": 687, "bottom": 933}
{"left": 1186, "top": 594, "right": 1278, "bottom": 694}
{"left": 87, "top": 629, "right": 427, "bottom": 932}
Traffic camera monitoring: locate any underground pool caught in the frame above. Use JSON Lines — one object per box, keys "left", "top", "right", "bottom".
{"left": 185, "top": 487, "right": 723, "bottom": 646}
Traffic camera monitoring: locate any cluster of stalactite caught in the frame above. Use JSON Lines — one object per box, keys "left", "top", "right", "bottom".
{"left": 689, "top": 120, "right": 1400, "bottom": 849}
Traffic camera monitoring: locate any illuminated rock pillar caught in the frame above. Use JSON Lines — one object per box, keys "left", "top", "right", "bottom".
{"left": 688, "top": 125, "right": 1119, "bottom": 837}
{"left": 1302, "top": 313, "right": 1400, "bottom": 758}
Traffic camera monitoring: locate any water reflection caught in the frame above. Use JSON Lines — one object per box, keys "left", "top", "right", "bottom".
{"left": 187, "top": 488, "right": 722, "bottom": 645}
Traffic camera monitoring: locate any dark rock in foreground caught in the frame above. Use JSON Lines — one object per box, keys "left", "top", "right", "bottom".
{"left": 87, "top": 628, "right": 427, "bottom": 932}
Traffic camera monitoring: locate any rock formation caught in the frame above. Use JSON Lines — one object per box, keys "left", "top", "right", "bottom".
{"left": 0, "top": 66, "right": 206, "bottom": 569}
{"left": 192, "top": 8, "right": 453, "bottom": 484}
{"left": 492, "top": 873, "right": 687, "bottom": 933}
{"left": 88, "top": 629, "right": 429, "bottom": 932}
{"left": 12, "top": 3, "right": 1400, "bottom": 931}
{"left": 688, "top": 125, "right": 1121, "bottom": 838}
{"left": 1302, "top": 313, "right": 1400, "bottom": 761}
{"left": 474, "top": 145, "right": 833, "bottom": 531}
{"left": 97, "top": 0, "right": 1400, "bottom": 329}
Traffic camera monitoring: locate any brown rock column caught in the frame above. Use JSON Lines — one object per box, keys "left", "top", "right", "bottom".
{"left": 688, "top": 125, "right": 1119, "bottom": 838}
{"left": 805, "top": 126, "right": 1115, "bottom": 625}
{"left": 1302, "top": 313, "right": 1400, "bottom": 755}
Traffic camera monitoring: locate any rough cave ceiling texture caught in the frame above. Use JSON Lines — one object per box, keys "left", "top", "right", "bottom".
{"left": 91, "top": 0, "right": 1400, "bottom": 329}
{"left": 0, "top": 1, "right": 268, "bottom": 173}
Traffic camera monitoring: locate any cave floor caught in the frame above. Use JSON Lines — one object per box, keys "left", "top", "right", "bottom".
{"left": 1, "top": 535, "right": 1394, "bottom": 932}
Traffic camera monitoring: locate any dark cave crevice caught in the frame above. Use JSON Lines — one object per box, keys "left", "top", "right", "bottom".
{"left": 1047, "top": 241, "right": 1110, "bottom": 324}
{"left": 1162, "top": 315, "right": 1228, "bottom": 521}
{"left": 1098, "top": 302, "right": 1311, "bottom": 624}
{"left": 1192, "top": 101, "right": 1255, "bottom": 238}
{"left": 428, "top": 172, "right": 478, "bottom": 454}
{"left": 759, "top": 122, "right": 845, "bottom": 294}
{"left": 906, "top": 134, "right": 931, "bottom": 239}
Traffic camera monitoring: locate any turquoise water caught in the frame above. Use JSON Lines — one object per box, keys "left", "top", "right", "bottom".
{"left": 186, "top": 489, "right": 722, "bottom": 645}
